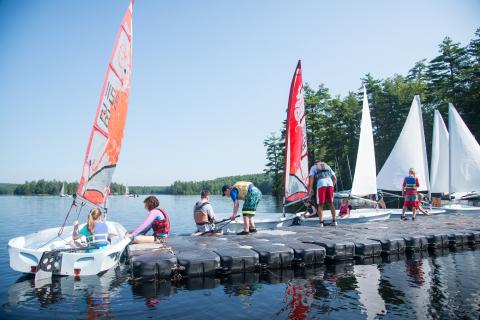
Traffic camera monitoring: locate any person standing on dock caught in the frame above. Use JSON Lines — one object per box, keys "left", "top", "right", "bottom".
{"left": 401, "top": 168, "right": 420, "bottom": 221}
{"left": 308, "top": 160, "right": 337, "bottom": 227}
{"left": 222, "top": 181, "right": 263, "bottom": 235}
{"left": 193, "top": 190, "right": 217, "bottom": 233}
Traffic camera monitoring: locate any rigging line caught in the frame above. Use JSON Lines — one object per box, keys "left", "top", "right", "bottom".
{"left": 76, "top": 202, "right": 86, "bottom": 221}
{"left": 58, "top": 200, "right": 77, "bottom": 236}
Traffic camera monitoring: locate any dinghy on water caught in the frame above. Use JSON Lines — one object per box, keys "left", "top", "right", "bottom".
{"left": 375, "top": 96, "right": 445, "bottom": 217}
{"left": 301, "top": 87, "right": 391, "bottom": 226}
{"left": 59, "top": 183, "right": 70, "bottom": 197}
{"left": 8, "top": 1, "right": 134, "bottom": 278}
{"left": 431, "top": 104, "right": 480, "bottom": 213}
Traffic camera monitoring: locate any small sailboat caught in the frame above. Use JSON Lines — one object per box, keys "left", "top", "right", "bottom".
{"left": 59, "top": 183, "right": 70, "bottom": 197}
{"left": 8, "top": 1, "right": 134, "bottom": 278}
{"left": 377, "top": 96, "right": 445, "bottom": 217}
{"left": 436, "top": 104, "right": 480, "bottom": 213}
{"left": 300, "top": 87, "right": 391, "bottom": 226}
{"left": 224, "top": 60, "right": 308, "bottom": 233}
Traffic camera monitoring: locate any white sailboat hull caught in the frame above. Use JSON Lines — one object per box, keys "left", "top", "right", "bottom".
{"left": 222, "top": 214, "right": 297, "bottom": 234}
{"left": 390, "top": 208, "right": 446, "bottom": 217}
{"left": 8, "top": 221, "right": 130, "bottom": 276}
{"left": 299, "top": 208, "right": 391, "bottom": 226}
{"left": 440, "top": 204, "right": 480, "bottom": 214}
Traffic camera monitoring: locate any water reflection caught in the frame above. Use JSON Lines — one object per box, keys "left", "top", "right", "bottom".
{"left": 4, "top": 248, "right": 480, "bottom": 319}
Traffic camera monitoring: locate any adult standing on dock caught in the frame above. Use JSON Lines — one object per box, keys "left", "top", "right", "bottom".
{"left": 308, "top": 160, "right": 337, "bottom": 227}
{"left": 222, "top": 181, "right": 263, "bottom": 235}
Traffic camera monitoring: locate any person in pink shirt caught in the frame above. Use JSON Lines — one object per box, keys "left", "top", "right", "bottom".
{"left": 126, "top": 196, "right": 170, "bottom": 243}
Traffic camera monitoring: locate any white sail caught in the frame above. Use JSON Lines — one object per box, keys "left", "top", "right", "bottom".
{"left": 377, "top": 96, "right": 430, "bottom": 191}
{"left": 60, "top": 183, "right": 65, "bottom": 196}
{"left": 430, "top": 110, "right": 449, "bottom": 193}
{"left": 125, "top": 184, "right": 129, "bottom": 195}
{"left": 449, "top": 103, "right": 480, "bottom": 193}
{"left": 351, "top": 87, "right": 377, "bottom": 197}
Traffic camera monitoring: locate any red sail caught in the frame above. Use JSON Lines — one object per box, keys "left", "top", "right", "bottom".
{"left": 76, "top": 1, "right": 133, "bottom": 206}
{"left": 284, "top": 60, "right": 309, "bottom": 204}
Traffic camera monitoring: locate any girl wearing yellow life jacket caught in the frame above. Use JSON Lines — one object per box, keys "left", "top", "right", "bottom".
{"left": 222, "top": 181, "right": 262, "bottom": 235}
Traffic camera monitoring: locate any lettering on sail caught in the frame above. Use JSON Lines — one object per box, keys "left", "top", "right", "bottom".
{"left": 99, "top": 82, "right": 118, "bottom": 129}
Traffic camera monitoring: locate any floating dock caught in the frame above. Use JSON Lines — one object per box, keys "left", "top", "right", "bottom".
{"left": 127, "top": 214, "right": 480, "bottom": 281}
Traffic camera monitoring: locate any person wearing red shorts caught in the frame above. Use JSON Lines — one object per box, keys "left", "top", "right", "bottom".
{"left": 308, "top": 160, "right": 337, "bottom": 227}
{"left": 401, "top": 168, "right": 420, "bottom": 221}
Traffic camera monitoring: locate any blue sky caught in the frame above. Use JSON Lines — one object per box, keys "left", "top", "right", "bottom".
{"left": 0, "top": 0, "right": 478, "bottom": 186}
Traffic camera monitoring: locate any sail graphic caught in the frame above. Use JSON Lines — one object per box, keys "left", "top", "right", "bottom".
{"left": 76, "top": 1, "right": 133, "bottom": 206}
{"left": 351, "top": 87, "right": 377, "bottom": 197}
{"left": 449, "top": 103, "right": 480, "bottom": 193}
{"left": 430, "top": 110, "right": 449, "bottom": 193}
{"left": 377, "top": 96, "right": 430, "bottom": 191}
{"left": 284, "top": 60, "right": 309, "bottom": 205}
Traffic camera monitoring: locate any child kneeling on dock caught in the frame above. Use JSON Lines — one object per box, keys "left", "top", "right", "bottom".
{"left": 194, "top": 190, "right": 218, "bottom": 234}
{"left": 126, "top": 196, "right": 170, "bottom": 243}
{"left": 339, "top": 198, "right": 351, "bottom": 218}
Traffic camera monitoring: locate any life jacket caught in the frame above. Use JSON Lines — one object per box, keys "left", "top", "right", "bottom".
{"left": 404, "top": 176, "right": 418, "bottom": 193}
{"left": 194, "top": 201, "right": 211, "bottom": 224}
{"left": 232, "top": 181, "right": 252, "bottom": 200}
{"left": 151, "top": 208, "right": 170, "bottom": 237}
{"left": 315, "top": 162, "right": 332, "bottom": 180}
{"left": 85, "top": 222, "right": 109, "bottom": 247}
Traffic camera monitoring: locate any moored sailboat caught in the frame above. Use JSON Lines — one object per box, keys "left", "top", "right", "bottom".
{"left": 300, "top": 87, "right": 391, "bottom": 226}
{"left": 8, "top": 1, "right": 134, "bottom": 278}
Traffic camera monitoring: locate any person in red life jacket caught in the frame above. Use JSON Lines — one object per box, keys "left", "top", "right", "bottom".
{"left": 401, "top": 168, "right": 420, "bottom": 221}
{"left": 71, "top": 208, "right": 114, "bottom": 251}
{"left": 126, "top": 196, "right": 170, "bottom": 243}
{"left": 338, "top": 198, "right": 352, "bottom": 218}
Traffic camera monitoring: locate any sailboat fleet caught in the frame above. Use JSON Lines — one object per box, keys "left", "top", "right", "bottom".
{"left": 6, "top": 1, "right": 480, "bottom": 279}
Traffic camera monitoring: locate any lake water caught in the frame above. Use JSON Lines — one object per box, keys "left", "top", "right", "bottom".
{"left": 1, "top": 195, "right": 479, "bottom": 319}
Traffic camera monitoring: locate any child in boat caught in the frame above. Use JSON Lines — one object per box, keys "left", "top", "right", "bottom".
{"left": 338, "top": 198, "right": 352, "bottom": 218}
{"left": 401, "top": 168, "right": 420, "bottom": 221}
{"left": 303, "top": 199, "right": 318, "bottom": 218}
{"left": 126, "top": 196, "right": 170, "bottom": 243}
{"left": 71, "top": 208, "right": 111, "bottom": 250}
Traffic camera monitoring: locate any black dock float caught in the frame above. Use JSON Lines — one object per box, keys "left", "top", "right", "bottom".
{"left": 126, "top": 213, "right": 480, "bottom": 281}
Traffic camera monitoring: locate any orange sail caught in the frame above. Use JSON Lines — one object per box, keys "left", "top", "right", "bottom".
{"left": 77, "top": 1, "right": 133, "bottom": 206}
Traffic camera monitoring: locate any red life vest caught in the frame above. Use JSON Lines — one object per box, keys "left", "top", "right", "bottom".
{"left": 151, "top": 208, "right": 170, "bottom": 237}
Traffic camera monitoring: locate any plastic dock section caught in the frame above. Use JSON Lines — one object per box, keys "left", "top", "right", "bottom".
{"left": 127, "top": 214, "right": 480, "bottom": 282}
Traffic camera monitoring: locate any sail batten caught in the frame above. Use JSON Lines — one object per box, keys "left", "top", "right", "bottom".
{"left": 376, "top": 96, "right": 430, "bottom": 191}
{"left": 350, "top": 87, "right": 377, "bottom": 197}
{"left": 284, "top": 60, "right": 309, "bottom": 205}
{"left": 76, "top": 1, "right": 133, "bottom": 207}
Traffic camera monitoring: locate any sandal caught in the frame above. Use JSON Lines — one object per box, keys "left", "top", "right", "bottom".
{"left": 237, "top": 231, "right": 249, "bottom": 235}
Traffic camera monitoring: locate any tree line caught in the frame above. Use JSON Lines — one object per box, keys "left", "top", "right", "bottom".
{"left": 264, "top": 30, "right": 480, "bottom": 197}
{"left": 10, "top": 180, "right": 127, "bottom": 196}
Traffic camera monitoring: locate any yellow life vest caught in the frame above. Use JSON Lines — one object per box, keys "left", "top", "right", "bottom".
{"left": 233, "top": 181, "right": 252, "bottom": 200}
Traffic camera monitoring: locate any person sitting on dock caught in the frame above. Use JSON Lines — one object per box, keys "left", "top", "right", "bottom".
{"left": 222, "top": 181, "right": 263, "bottom": 235}
{"left": 416, "top": 193, "right": 431, "bottom": 216}
{"left": 71, "top": 208, "right": 112, "bottom": 251}
{"left": 303, "top": 199, "right": 318, "bottom": 218}
{"left": 126, "top": 196, "right": 170, "bottom": 243}
{"left": 194, "top": 190, "right": 218, "bottom": 233}
{"left": 376, "top": 189, "right": 386, "bottom": 209}
{"left": 308, "top": 159, "right": 337, "bottom": 227}
{"left": 401, "top": 168, "right": 420, "bottom": 221}
{"left": 338, "top": 198, "right": 352, "bottom": 218}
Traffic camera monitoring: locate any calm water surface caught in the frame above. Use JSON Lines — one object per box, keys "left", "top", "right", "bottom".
{"left": 0, "top": 196, "right": 479, "bottom": 319}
